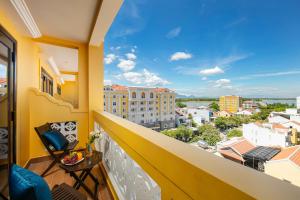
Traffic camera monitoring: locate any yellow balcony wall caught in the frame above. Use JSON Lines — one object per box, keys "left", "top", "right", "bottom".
{"left": 0, "top": 9, "right": 40, "bottom": 166}
{"left": 94, "top": 111, "right": 300, "bottom": 200}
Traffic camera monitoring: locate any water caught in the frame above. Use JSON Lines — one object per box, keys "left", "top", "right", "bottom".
{"left": 184, "top": 101, "right": 214, "bottom": 108}
{"left": 182, "top": 99, "right": 296, "bottom": 108}
{"left": 261, "top": 99, "right": 296, "bottom": 106}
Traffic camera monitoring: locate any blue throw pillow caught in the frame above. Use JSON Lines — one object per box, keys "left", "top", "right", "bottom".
{"left": 9, "top": 164, "right": 52, "bottom": 200}
{"left": 43, "top": 130, "right": 68, "bottom": 150}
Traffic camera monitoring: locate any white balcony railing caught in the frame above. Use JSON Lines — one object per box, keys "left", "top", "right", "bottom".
{"left": 94, "top": 111, "right": 300, "bottom": 200}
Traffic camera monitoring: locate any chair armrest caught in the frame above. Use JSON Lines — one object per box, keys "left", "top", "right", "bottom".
{"left": 66, "top": 140, "right": 79, "bottom": 151}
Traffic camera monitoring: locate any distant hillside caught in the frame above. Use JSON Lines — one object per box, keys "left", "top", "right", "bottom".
{"left": 175, "top": 93, "right": 197, "bottom": 99}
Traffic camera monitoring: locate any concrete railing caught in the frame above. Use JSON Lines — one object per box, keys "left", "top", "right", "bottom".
{"left": 94, "top": 111, "right": 300, "bottom": 200}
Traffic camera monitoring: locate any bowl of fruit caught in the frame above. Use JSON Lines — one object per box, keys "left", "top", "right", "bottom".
{"left": 61, "top": 151, "right": 84, "bottom": 165}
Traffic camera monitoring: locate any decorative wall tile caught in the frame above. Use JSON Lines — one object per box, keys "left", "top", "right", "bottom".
{"left": 50, "top": 121, "right": 77, "bottom": 142}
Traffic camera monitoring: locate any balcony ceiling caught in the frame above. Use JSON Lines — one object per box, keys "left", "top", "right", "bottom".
{"left": 1, "top": 0, "right": 123, "bottom": 45}
{"left": 25, "top": 0, "right": 101, "bottom": 43}
{"left": 38, "top": 43, "right": 78, "bottom": 72}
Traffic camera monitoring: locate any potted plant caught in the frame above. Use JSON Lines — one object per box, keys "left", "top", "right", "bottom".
{"left": 87, "top": 130, "right": 103, "bottom": 154}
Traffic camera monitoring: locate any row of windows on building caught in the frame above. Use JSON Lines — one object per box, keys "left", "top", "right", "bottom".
{"left": 104, "top": 101, "right": 173, "bottom": 106}
{"left": 104, "top": 93, "right": 174, "bottom": 99}
{"left": 111, "top": 107, "right": 173, "bottom": 115}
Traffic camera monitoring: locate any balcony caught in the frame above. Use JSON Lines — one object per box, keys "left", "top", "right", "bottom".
{"left": 1, "top": 0, "right": 300, "bottom": 199}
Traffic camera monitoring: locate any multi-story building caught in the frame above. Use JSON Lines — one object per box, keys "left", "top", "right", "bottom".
{"left": 3, "top": 1, "right": 299, "bottom": 199}
{"left": 0, "top": 78, "right": 7, "bottom": 96}
{"left": 242, "top": 100, "right": 258, "bottom": 110}
{"left": 219, "top": 95, "right": 242, "bottom": 113}
{"left": 104, "top": 85, "right": 176, "bottom": 130}
{"left": 181, "top": 107, "right": 212, "bottom": 125}
{"left": 297, "top": 96, "right": 300, "bottom": 110}
{"left": 242, "top": 123, "right": 296, "bottom": 147}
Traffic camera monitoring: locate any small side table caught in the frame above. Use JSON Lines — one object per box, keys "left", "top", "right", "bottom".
{"left": 60, "top": 151, "right": 102, "bottom": 200}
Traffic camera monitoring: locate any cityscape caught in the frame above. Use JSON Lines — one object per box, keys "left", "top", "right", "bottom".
{"left": 2, "top": 0, "right": 300, "bottom": 199}
{"left": 104, "top": 84, "right": 300, "bottom": 187}
{"left": 101, "top": 0, "right": 300, "bottom": 192}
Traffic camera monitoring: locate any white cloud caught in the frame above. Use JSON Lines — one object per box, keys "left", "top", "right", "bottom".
{"left": 239, "top": 70, "right": 300, "bottom": 80}
{"left": 215, "top": 53, "right": 251, "bottom": 66}
{"left": 104, "top": 80, "right": 112, "bottom": 85}
{"left": 214, "top": 79, "right": 231, "bottom": 88}
{"left": 166, "top": 27, "right": 181, "bottom": 39}
{"left": 170, "top": 52, "right": 192, "bottom": 61}
{"left": 117, "top": 59, "right": 136, "bottom": 71}
{"left": 201, "top": 77, "right": 207, "bottom": 80}
{"left": 126, "top": 53, "right": 137, "bottom": 60}
{"left": 116, "top": 69, "right": 170, "bottom": 86}
{"left": 199, "top": 66, "right": 224, "bottom": 75}
{"left": 104, "top": 54, "right": 117, "bottom": 64}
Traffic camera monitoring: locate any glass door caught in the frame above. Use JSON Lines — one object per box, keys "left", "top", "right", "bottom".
{"left": 0, "top": 27, "right": 16, "bottom": 200}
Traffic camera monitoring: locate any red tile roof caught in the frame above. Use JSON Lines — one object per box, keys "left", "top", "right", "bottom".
{"left": 219, "top": 149, "right": 244, "bottom": 162}
{"left": 271, "top": 146, "right": 299, "bottom": 160}
{"left": 111, "top": 84, "right": 128, "bottom": 91}
{"left": 290, "top": 150, "right": 300, "bottom": 167}
{"left": 231, "top": 139, "right": 256, "bottom": 155}
{"left": 270, "top": 146, "right": 300, "bottom": 167}
{"left": 219, "top": 138, "right": 256, "bottom": 162}
{"left": 153, "top": 88, "right": 170, "bottom": 92}
{"left": 0, "top": 78, "right": 7, "bottom": 84}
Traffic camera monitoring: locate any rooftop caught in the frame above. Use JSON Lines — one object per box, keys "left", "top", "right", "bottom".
{"left": 270, "top": 146, "right": 300, "bottom": 168}
{"left": 243, "top": 146, "right": 281, "bottom": 162}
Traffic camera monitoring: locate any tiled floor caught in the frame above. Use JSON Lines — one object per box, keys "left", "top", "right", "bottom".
{"left": 29, "top": 160, "right": 113, "bottom": 200}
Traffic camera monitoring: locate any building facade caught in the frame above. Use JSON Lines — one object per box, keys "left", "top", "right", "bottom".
{"left": 219, "top": 95, "right": 242, "bottom": 113}
{"left": 182, "top": 107, "right": 212, "bottom": 125}
{"left": 243, "top": 123, "right": 292, "bottom": 147}
{"left": 104, "top": 85, "right": 176, "bottom": 130}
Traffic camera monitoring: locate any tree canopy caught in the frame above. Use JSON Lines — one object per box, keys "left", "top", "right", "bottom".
{"left": 227, "top": 129, "right": 243, "bottom": 138}
{"left": 161, "top": 126, "right": 193, "bottom": 143}
{"left": 176, "top": 102, "right": 187, "bottom": 108}
{"left": 209, "top": 101, "right": 219, "bottom": 112}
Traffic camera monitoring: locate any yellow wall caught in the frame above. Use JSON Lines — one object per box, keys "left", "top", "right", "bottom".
{"left": 0, "top": 10, "right": 40, "bottom": 166}
{"left": 94, "top": 111, "right": 254, "bottom": 200}
{"left": 28, "top": 88, "right": 88, "bottom": 158}
{"left": 61, "top": 81, "right": 79, "bottom": 108}
{"left": 219, "top": 96, "right": 241, "bottom": 113}
{"left": 0, "top": 10, "right": 95, "bottom": 165}
{"left": 88, "top": 45, "right": 104, "bottom": 131}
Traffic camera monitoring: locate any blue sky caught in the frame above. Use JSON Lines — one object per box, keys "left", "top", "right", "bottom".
{"left": 104, "top": 0, "right": 300, "bottom": 98}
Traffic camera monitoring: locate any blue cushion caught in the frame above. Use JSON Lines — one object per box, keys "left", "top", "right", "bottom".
{"left": 43, "top": 130, "right": 68, "bottom": 150}
{"left": 9, "top": 164, "right": 52, "bottom": 200}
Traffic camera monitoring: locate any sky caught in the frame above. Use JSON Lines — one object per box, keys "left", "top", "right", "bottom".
{"left": 104, "top": 0, "right": 300, "bottom": 98}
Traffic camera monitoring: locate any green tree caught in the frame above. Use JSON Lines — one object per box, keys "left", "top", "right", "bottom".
{"left": 209, "top": 101, "right": 219, "bottom": 112}
{"left": 176, "top": 102, "right": 187, "bottom": 108}
{"left": 161, "top": 126, "right": 193, "bottom": 142}
{"left": 176, "top": 126, "right": 193, "bottom": 142}
{"left": 200, "top": 128, "right": 221, "bottom": 146}
{"left": 227, "top": 129, "right": 242, "bottom": 138}
{"left": 198, "top": 124, "right": 221, "bottom": 146}
{"left": 214, "top": 117, "right": 227, "bottom": 130}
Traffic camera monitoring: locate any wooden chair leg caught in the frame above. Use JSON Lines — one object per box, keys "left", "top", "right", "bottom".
{"left": 41, "top": 159, "right": 57, "bottom": 177}
{"left": 0, "top": 192, "right": 8, "bottom": 200}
